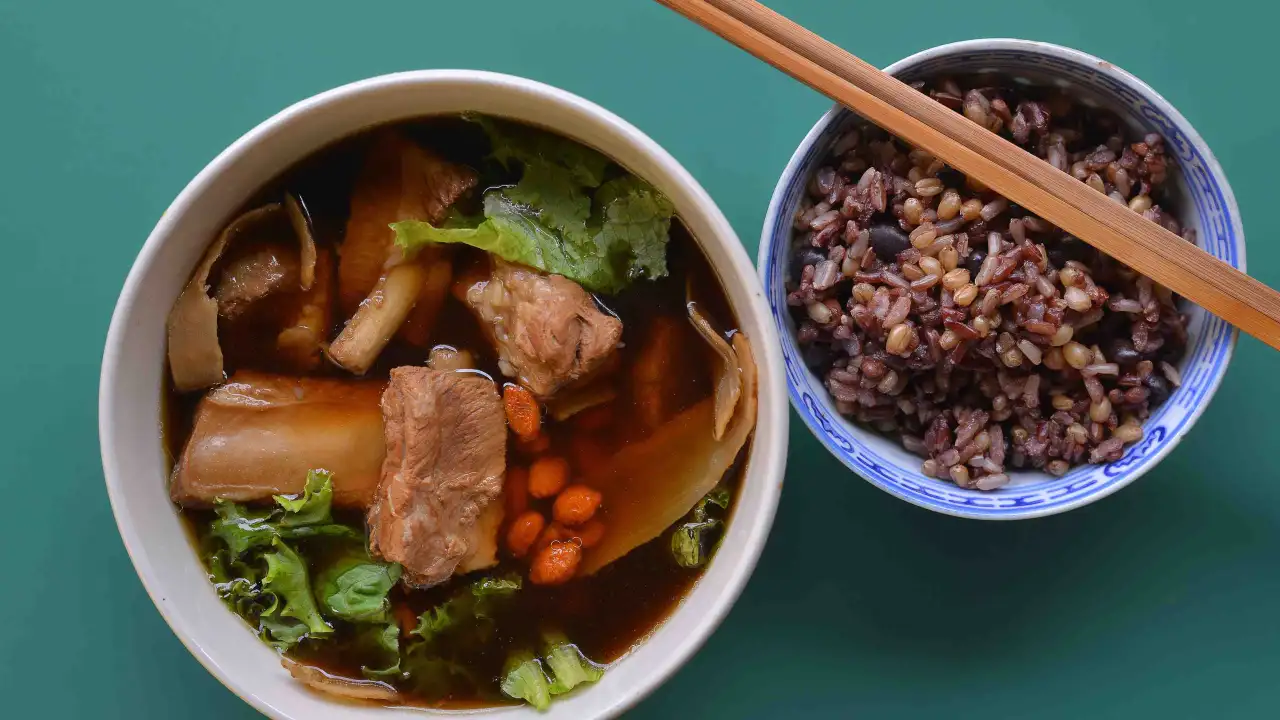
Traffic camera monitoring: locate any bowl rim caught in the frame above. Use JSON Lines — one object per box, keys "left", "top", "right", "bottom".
{"left": 757, "top": 38, "right": 1243, "bottom": 520}
{"left": 100, "top": 69, "right": 788, "bottom": 718}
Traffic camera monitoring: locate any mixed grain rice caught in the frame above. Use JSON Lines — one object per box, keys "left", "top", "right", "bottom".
{"left": 787, "top": 76, "right": 1190, "bottom": 490}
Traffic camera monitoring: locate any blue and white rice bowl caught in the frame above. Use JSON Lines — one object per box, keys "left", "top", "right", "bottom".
{"left": 759, "top": 39, "right": 1243, "bottom": 519}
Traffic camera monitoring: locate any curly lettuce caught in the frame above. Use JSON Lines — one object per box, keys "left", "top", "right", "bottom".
{"left": 671, "top": 485, "right": 731, "bottom": 569}
{"left": 501, "top": 631, "right": 605, "bottom": 710}
{"left": 392, "top": 115, "right": 674, "bottom": 295}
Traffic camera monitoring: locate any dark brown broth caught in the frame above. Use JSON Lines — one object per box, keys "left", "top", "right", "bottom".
{"left": 167, "top": 118, "right": 748, "bottom": 708}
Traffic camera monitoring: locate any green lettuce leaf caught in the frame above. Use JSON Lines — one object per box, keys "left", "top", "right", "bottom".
{"left": 259, "top": 616, "right": 309, "bottom": 650}
{"left": 392, "top": 115, "right": 674, "bottom": 295}
{"left": 671, "top": 485, "right": 732, "bottom": 569}
{"left": 277, "top": 523, "right": 364, "bottom": 543}
{"left": 261, "top": 538, "right": 331, "bottom": 640}
{"left": 316, "top": 555, "right": 402, "bottom": 624}
{"left": 410, "top": 601, "right": 459, "bottom": 643}
{"left": 472, "top": 574, "right": 522, "bottom": 599}
{"left": 208, "top": 550, "right": 271, "bottom": 618}
{"left": 410, "top": 573, "right": 522, "bottom": 644}
{"left": 394, "top": 192, "right": 596, "bottom": 285}
{"left": 402, "top": 648, "right": 475, "bottom": 699}
{"left": 500, "top": 651, "right": 552, "bottom": 711}
{"left": 671, "top": 518, "right": 719, "bottom": 568}
{"left": 210, "top": 502, "right": 276, "bottom": 558}
{"left": 474, "top": 115, "right": 609, "bottom": 188}
{"left": 506, "top": 160, "right": 593, "bottom": 244}
{"left": 544, "top": 632, "right": 605, "bottom": 696}
{"left": 274, "top": 469, "right": 334, "bottom": 527}
{"left": 359, "top": 622, "right": 403, "bottom": 681}
{"left": 591, "top": 175, "right": 674, "bottom": 283}
{"left": 702, "top": 485, "right": 731, "bottom": 511}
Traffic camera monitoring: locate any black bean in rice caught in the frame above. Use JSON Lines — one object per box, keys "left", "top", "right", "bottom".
{"left": 786, "top": 76, "right": 1190, "bottom": 490}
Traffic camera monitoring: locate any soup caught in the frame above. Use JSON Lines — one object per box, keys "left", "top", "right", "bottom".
{"left": 161, "top": 116, "right": 756, "bottom": 709}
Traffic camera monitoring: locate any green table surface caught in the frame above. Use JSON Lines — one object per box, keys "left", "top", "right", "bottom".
{"left": 3, "top": 0, "right": 1277, "bottom": 716}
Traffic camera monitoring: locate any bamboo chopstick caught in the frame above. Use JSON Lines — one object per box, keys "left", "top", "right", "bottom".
{"left": 656, "top": 0, "right": 1280, "bottom": 351}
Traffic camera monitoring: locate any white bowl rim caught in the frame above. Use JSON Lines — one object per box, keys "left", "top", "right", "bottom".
{"left": 757, "top": 38, "right": 1243, "bottom": 520}
{"left": 100, "top": 69, "right": 788, "bottom": 718}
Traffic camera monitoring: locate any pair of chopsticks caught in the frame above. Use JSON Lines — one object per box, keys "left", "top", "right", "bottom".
{"left": 656, "top": 0, "right": 1280, "bottom": 351}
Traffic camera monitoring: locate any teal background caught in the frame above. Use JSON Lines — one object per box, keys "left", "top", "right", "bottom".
{"left": 2, "top": 0, "right": 1276, "bottom": 716}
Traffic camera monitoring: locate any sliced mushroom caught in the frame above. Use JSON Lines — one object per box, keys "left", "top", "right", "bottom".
{"left": 282, "top": 659, "right": 400, "bottom": 703}
{"left": 687, "top": 294, "right": 742, "bottom": 441}
{"left": 579, "top": 333, "right": 757, "bottom": 575}
{"left": 166, "top": 204, "right": 280, "bottom": 392}
{"left": 284, "top": 193, "right": 318, "bottom": 291}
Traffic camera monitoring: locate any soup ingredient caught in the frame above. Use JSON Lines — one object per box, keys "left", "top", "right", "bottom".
{"left": 261, "top": 538, "right": 333, "bottom": 640}
{"left": 336, "top": 132, "right": 474, "bottom": 361}
{"left": 580, "top": 333, "right": 756, "bottom": 575}
{"left": 338, "top": 132, "right": 477, "bottom": 317}
{"left": 688, "top": 295, "right": 742, "bottom": 440}
{"left": 214, "top": 241, "right": 300, "bottom": 318}
{"left": 327, "top": 263, "right": 429, "bottom": 375}
{"left": 393, "top": 118, "right": 675, "bottom": 296}
{"left": 543, "top": 632, "right": 605, "bottom": 695}
{"left": 166, "top": 205, "right": 276, "bottom": 391}
{"left": 458, "top": 500, "right": 505, "bottom": 574}
{"left": 167, "top": 199, "right": 324, "bottom": 391}
{"left": 171, "top": 373, "right": 386, "bottom": 507}
{"left": 503, "top": 384, "right": 542, "bottom": 439}
{"left": 500, "top": 632, "right": 605, "bottom": 709}
{"left": 275, "top": 246, "right": 335, "bottom": 372}
{"left": 501, "top": 652, "right": 552, "bottom": 711}
{"left": 427, "top": 345, "right": 476, "bottom": 372}
{"left": 632, "top": 316, "right": 685, "bottom": 429}
{"left": 356, "top": 622, "right": 403, "bottom": 680}
{"left": 283, "top": 659, "right": 400, "bottom": 702}
{"left": 671, "top": 486, "right": 730, "bottom": 568}
{"left": 787, "top": 77, "right": 1189, "bottom": 486}
{"left": 506, "top": 510, "right": 546, "bottom": 558}
{"left": 528, "top": 456, "right": 570, "bottom": 499}
{"left": 394, "top": 185, "right": 673, "bottom": 296}
{"left": 461, "top": 259, "right": 623, "bottom": 397}
{"left": 480, "top": 115, "right": 609, "bottom": 187}
{"left": 208, "top": 471, "right": 363, "bottom": 558}
{"left": 203, "top": 470, "right": 384, "bottom": 649}
{"left": 505, "top": 466, "right": 529, "bottom": 516}
{"left": 544, "top": 379, "right": 618, "bottom": 421}
{"left": 573, "top": 519, "right": 606, "bottom": 548}
{"left": 410, "top": 573, "right": 522, "bottom": 646}
{"left": 316, "top": 554, "right": 403, "bottom": 623}
{"left": 367, "top": 367, "right": 506, "bottom": 588}
{"left": 552, "top": 485, "right": 602, "bottom": 526}
{"left": 530, "top": 542, "right": 582, "bottom": 586}
{"left": 283, "top": 193, "right": 318, "bottom": 290}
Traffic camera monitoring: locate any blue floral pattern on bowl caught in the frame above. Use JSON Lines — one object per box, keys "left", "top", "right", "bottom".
{"left": 758, "top": 40, "right": 1244, "bottom": 519}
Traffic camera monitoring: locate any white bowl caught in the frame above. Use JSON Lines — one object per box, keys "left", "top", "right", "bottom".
{"left": 759, "top": 40, "right": 1243, "bottom": 519}
{"left": 100, "top": 70, "right": 788, "bottom": 719}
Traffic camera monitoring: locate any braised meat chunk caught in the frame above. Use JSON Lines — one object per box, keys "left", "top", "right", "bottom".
{"left": 463, "top": 259, "right": 623, "bottom": 398}
{"left": 170, "top": 372, "right": 387, "bottom": 508}
{"left": 368, "top": 367, "right": 506, "bottom": 587}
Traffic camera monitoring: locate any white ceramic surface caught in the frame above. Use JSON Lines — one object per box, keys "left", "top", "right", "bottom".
{"left": 100, "top": 70, "right": 788, "bottom": 719}
{"left": 759, "top": 40, "right": 1243, "bottom": 519}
